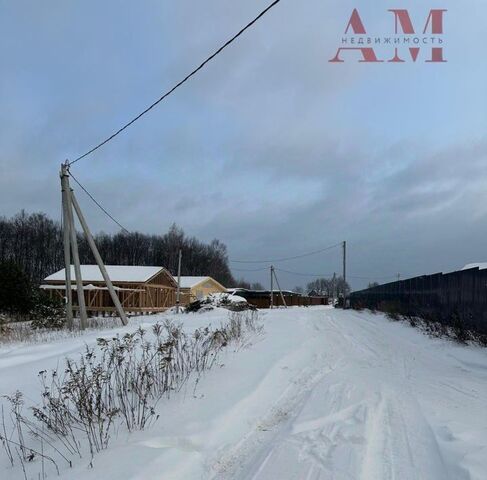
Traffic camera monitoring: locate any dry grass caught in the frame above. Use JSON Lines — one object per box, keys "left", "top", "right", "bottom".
{"left": 0, "top": 316, "right": 146, "bottom": 345}
{"left": 0, "top": 310, "right": 262, "bottom": 478}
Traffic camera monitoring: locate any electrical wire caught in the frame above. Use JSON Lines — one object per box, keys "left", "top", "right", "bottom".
{"left": 275, "top": 268, "right": 333, "bottom": 277}
{"left": 68, "top": 0, "right": 284, "bottom": 166}
{"left": 232, "top": 266, "right": 270, "bottom": 272}
{"left": 275, "top": 268, "right": 399, "bottom": 281}
{"left": 61, "top": 182, "right": 400, "bottom": 284}
{"left": 69, "top": 171, "right": 130, "bottom": 234}
{"left": 229, "top": 242, "right": 342, "bottom": 264}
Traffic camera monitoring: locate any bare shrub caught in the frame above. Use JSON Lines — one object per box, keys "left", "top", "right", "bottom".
{"left": 0, "top": 392, "right": 62, "bottom": 476}
{"left": 1, "top": 311, "right": 263, "bottom": 477}
{"left": 0, "top": 316, "right": 145, "bottom": 345}
{"left": 377, "top": 301, "right": 403, "bottom": 321}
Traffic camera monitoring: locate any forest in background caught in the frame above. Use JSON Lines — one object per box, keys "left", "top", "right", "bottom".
{"left": 0, "top": 210, "right": 243, "bottom": 287}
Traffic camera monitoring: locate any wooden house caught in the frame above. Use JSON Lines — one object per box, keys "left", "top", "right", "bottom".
{"left": 42, "top": 265, "right": 177, "bottom": 314}
{"left": 177, "top": 276, "right": 227, "bottom": 304}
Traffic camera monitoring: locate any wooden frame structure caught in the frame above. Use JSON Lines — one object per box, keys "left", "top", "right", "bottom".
{"left": 177, "top": 276, "right": 227, "bottom": 305}
{"left": 42, "top": 266, "right": 178, "bottom": 315}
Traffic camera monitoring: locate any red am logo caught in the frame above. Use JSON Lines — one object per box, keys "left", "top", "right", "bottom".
{"left": 329, "top": 9, "right": 447, "bottom": 63}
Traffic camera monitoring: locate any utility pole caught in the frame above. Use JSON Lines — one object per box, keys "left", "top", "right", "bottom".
{"left": 60, "top": 164, "right": 73, "bottom": 328}
{"left": 62, "top": 165, "right": 88, "bottom": 329}
{"left": 60, "top": 163, "right": 128, "bottom": 327}
{"left": 272, "top": 268, "right": 287, "bottom": 308}
{"left": 67, "top": 192, "right": 88, "bottom": 328}
{"left": 332, "top": 272, "right": 337, "bottom": 303}
{"left": 270, "top": 265, "right": 274, "bottom": 309}
{"left": 342, "top": 240, "right": 347, "bottom": 308}
{"left": 176, "top": 249, "right": 182, "bottom": 313}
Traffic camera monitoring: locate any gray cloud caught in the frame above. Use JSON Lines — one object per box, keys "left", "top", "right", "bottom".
{"left": 1, "top": 0, "right": 486, "bottom": 290}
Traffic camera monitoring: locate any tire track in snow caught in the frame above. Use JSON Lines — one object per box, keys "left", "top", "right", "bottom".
{"left": 210, "top": 309, "right": 454, "bottom": 480}
{"left": 207, "top": 348, "right": 342, "bottom": 480}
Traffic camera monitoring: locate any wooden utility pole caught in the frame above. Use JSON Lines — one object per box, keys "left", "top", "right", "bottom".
{"left": 60, "top": 163, "right": 128, "bottom": 328}
{"left": 60, "top": 164, "right": 73, "bottom": 328}
{"left": 176, "top": 249, "right": 182, "bottom": 313}
{"left": 67, "top": 195, "right": 88, "bottom": 328}
{"left": 70, "top": 192, "right": 128, "bottom": 326}
{"left": 270, "top": 265, "right": 274, "bottom": 309}
{"left": 332, "top": 272, "right": 337, "bottom": 303}
{"left": 61, "top": 164, "right": 88, "bottom": 329}
{"left": 342, "top": 240, "right": 347, "bottom": 308}
{"left": 272, "top": 268, "right": 287, "bottom": 308}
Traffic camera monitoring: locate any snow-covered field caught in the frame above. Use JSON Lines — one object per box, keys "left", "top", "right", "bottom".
{"left": 1, "top": 306, "right": 486, "bottom": 479}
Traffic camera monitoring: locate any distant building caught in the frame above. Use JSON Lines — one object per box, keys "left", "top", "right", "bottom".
{"left": 176, "top": 276, "right": 227, "bottom": 303}
{"left": 42, "top": 265, "right": 177, "bottom": 314}
{"left": 227, "top": 288, "right": 328, "bottom": 308}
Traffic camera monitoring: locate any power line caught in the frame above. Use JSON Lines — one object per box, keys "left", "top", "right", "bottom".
{"left": 69, "top": 171, "right": 130, "bottom": 234}
{"left": 275, "top": 268, "right": 334, "bottom": 278}
{"left": 230, "top": 242, "right": 342, "bottom": 264}
{"left": 232, "top": 266, "right": 270, "bottom": 272}
{"left": 275, "top": 268, "right": 398, "bottom": 281}
{"left": 68, "top": 0, "right": 284, "bottom": 167}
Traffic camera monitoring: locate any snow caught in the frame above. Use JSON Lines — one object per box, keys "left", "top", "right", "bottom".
{"left": 462, "top": 262, "right": 487, "bottom": 270}
{"left": 1, "top": 306, "right": 487, "bottom": 480}
{"left": 39, "top": 283, "right": 144, "bottom": 291}
{"left": 208, "top": 292, "right": 248, "bottom": 304}
{"left": 44, "top": 265, "right": 167, "bottom": 283}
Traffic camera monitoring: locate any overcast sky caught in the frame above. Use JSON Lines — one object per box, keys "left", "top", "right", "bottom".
{"left": 1, "top": 0, "right": 486, "bottom": 290}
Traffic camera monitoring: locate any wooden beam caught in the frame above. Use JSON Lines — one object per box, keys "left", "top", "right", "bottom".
{"left": 146, "top": 287, "right": 155, "bottom": 308}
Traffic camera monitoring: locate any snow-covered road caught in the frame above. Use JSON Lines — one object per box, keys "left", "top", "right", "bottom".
{"left": 1, "top": 306, "right": 486, "bottom": 479}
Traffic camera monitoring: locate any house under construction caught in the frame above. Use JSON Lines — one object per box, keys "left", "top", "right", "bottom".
{"left": 42, "top": 265, "right": 177, "bottom": 314}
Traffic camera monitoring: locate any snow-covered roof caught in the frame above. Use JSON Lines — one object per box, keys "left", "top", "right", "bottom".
{"left": 40, "top": 284, "right": 144, "bottom": 292}
{"left": 228, "top": 287, "right": 297, "bottom": 295}
{"left": 462, "top": 263, "right": 487, "bottom": 271}
{"left": 177, "top": 276, "right": 212, "bottom": 289}
{"left": 44, "top": 265, "right": 168, "bottom": 283}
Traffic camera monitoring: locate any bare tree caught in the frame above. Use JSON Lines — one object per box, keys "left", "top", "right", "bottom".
{"left": 0, "top": 212, "right": 238, "bottom": 287}
{"left": 306, "top": 277, "right": 350, "bottom": 297}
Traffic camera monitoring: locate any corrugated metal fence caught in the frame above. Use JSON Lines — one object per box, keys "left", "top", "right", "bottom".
{"left": 349, "top": 267, "right": 487, "bottom": 334}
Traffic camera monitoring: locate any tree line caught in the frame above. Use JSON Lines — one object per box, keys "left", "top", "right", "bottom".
{"left": 0, "top": 210, "right": 243, "bottom": 287}
{"left": 305, "top": 276, "right": 350, "bottom": 297}
{"left": 0, "top": 210, "right": 350, "bottom": 297}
